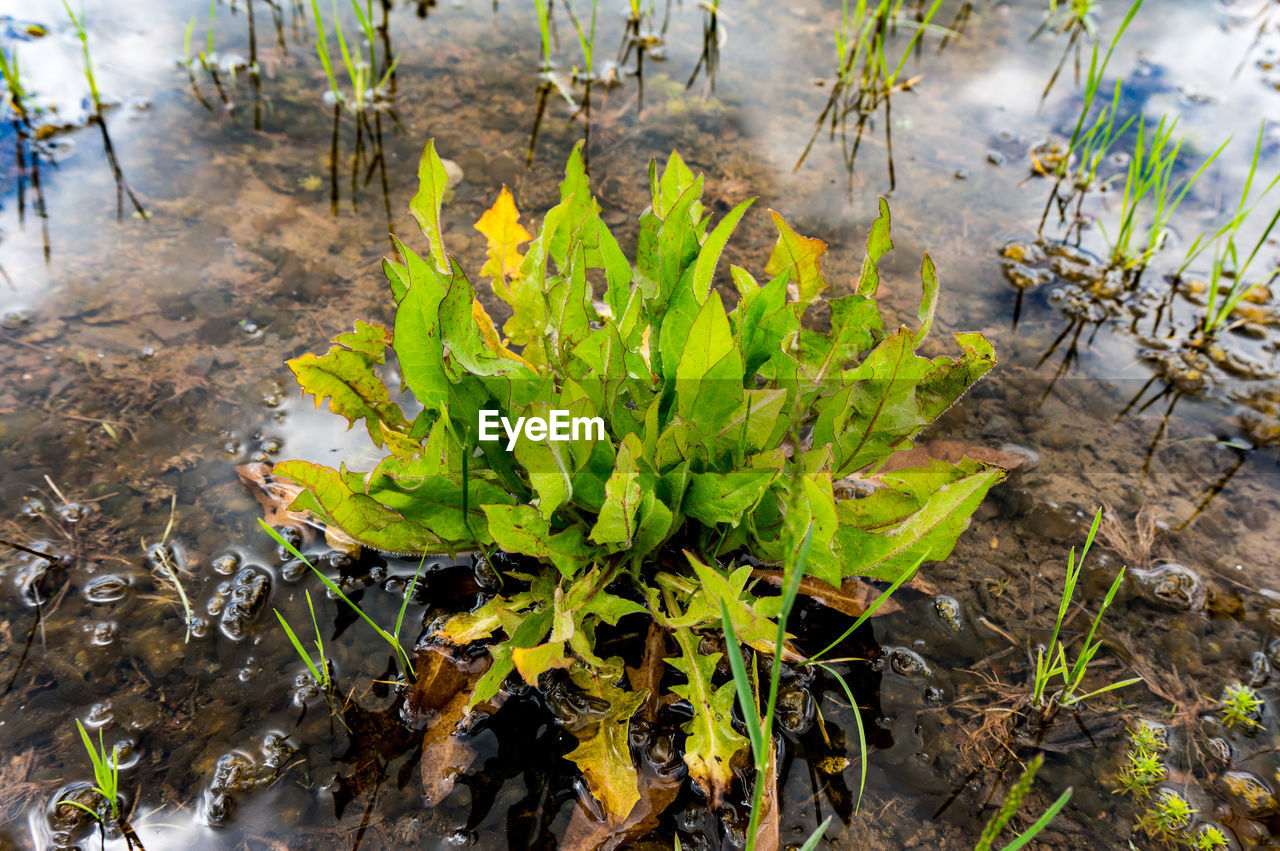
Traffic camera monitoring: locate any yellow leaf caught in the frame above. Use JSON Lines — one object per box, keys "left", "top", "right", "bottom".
{"left": 474, "top": 185, "right": 532, "bottom": 305}
{"left": 565, "top": 666, "right": 644, "bottom": 825}
{"left": 512, "top": 641, "right": 572, "bottom": 683}
{"left": 764, "top": 210, "right": 828, "bottom": 304}
{"left": 472, "top": 300, "right": 536, "bottom": 370}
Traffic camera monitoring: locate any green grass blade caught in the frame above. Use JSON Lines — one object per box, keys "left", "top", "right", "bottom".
{"left": 259, "top": 519, "right": 411, "bottom": 673}
{"left": 808, "top": 554, "right": 921, "bottom": 664}
{"left": 274, "top": 608, "right": 325, "bottom": 686}
{"left": 721, "top": 598, "right": 765, "bottom": 760}
{"left": 798, "top": 816, "right": 834, "bottom": 851}
{"left": 819, "top": 663, "right": 868, "bottom": 813}
{"left": 1000, "top": 786, "right": 1073, "bottom": 851}
{"left": 394, "top": 555, "right": 428, "bottom": 643}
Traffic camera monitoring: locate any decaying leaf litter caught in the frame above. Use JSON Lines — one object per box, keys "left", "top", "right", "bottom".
{"left": 2, "top": 0, "right": 1280, "bottom": 848}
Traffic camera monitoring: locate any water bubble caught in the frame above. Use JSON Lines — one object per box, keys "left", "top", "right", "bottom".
{"left": 211, "top": 553, "right": 240, "bottom": 575}
{"left": 82, "top": 574, "right": 130, "bottom": 604}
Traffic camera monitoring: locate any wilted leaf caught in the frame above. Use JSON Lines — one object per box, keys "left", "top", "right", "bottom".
{"left": 564, "top": 667, "right": 645, "bottom": 825}
{"left": 765, "top": 211, "right": 827, "bottom": 303}
{"left": 561, "top": 762, "right": 682, "bottom": 851}
{"left": 474, "top": 185, "right": 533, "bottom": 303}
{"left": 750, "top": 569, "right": 903, "bottom": 618}
{"left": 410, "top": 649, "right": 496, "bottom": 808}
{"left": 288, "top": 322, "right": 407, "bottom": 446}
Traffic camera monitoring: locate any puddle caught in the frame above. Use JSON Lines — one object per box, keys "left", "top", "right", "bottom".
{"left": 2, "top": 0, "right": 1280, "bottom": 847}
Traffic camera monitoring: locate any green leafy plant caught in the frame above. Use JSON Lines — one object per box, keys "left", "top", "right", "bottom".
{"left": 1128, "top": 718, "right": 1168, "bottom": 754}
{"left": 1138, "top": 788, "right": 1195, "bottom": 839}
{"left": 1192, "top": 824, "right": 1231, "bottom": 851}
{"left": 274, "top": 588, "right": 334, "bottom": 695}
{"left": 1219, "top": 681, "right": 1264, "bottom": 729}
{"left": 1116, "top": 745, "right": 1166, "bottom": 796}
{"left": 1031, "top": 509, "right": 1141, "bottom": 714}
{"left": 263, "top": 520, "right": 424, "bottom": 681}
{"left": 68, "top": 719, "right": 120, "bottom": 820}
{"left": 975, "top": 754, "right": 1074, "bottom": 851}
{"left": 1116, "top": 718, "right": 1168, "bottom": 797}
{"left": 272, "top": 140, "right": 1004, "bottom": 826}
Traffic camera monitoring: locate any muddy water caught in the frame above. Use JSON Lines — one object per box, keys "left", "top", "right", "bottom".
{"left": 2, "top": 0, "right": 1280, "bottom": 847}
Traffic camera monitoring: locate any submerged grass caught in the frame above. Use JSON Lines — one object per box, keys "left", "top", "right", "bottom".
{"left": 1038, "top": 0, "right": 1143, "bottom": 234}
{"left": 274, "top": 589, "right": 333, "bottom": 694}
{"left": 1031, "top": 509, "right": 1140, "bottom": 711}
{"left": 0, "top": 46, "right": 30, "bottom": 123}
{"left": 62, "top": 1, "right": 102, "bottom": 113}
{"left": 60, "top": 1, "right": 148, "bottom": 219}
{"left": 68, "top": 720, "right": 120, "bottom": 821}
{"left": 261, "top": 519, "right": 424, "bottom": 682}
{"left": 1098, "top": 114, "right": 1226, "bottom": 276}
{"left": 798, "top": 0, "right": 947, "bottom": 189}
{"left": 309, "top": 0, "right": 396, "bottom": 113}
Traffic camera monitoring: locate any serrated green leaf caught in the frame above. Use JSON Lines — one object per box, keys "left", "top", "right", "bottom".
{"left": 470, "top": 607, "right": 552, "bottom": 708}
{"left": 275, "top": 460, "right": 446, "bottom": 554}
{"left": 482, "top": 504, "right": 593, "bottom": 577}
{"left": 676, "top": 292, "right": 743, "bottom": 437}
{"left": 683, "top": 469, "right": 776, "bottom": 526}
{"left": 288, "top": 328, "right": 407, "bottom": 446}
{"left": 393, "top": 247, "right": 451, "bottom": 411}
{"left": 857, "top": 196, "right": 893, "bottom": 296}
{"left": 669, "top": 626, "right": 748, "bottom": 806}
{"left": 691, "top": 197, "right": 756, "bottom": 302}
{"left": 916, "top": 252, "right": 939, "bottom": 346}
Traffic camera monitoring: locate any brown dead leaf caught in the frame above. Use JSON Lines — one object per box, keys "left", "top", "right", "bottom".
{"left": 421, "top": 708, "right": 478, "bottom": 807}
{"left": 625, "top": 621, "right": 668, "bottom": 724}
{"left": 876, "top": 440, "right": 1029, "bottom": 475}
{"left": 236, "top": 462, "right": 312, "bottom": 529}
{"left": 755, "top": 748, "right": 780, "bottom": 851}
{"left": 561, "top": 762, "right": 683, "bottom": 851}
{"left": 411, "top": 647, "right": 498, "bottom": 807}
{"left": 751, "top": 570, "right": 904, "bottom": 618}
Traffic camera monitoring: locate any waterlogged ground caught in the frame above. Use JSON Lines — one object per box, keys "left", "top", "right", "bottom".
{"left": 2, "top": 0, "right": 1280, "bottom": 847}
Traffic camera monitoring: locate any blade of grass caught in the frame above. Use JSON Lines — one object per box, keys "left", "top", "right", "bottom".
{"left": 259, "top": 519, "right": 414, "bottom": 676}
{"left": 806, "top": 553, "right": 922, "bottom": 664}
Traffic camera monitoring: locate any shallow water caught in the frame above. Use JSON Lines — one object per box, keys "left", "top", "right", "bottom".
{"left": 2, "top": 0, "right": 1280, "bottom": 847}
